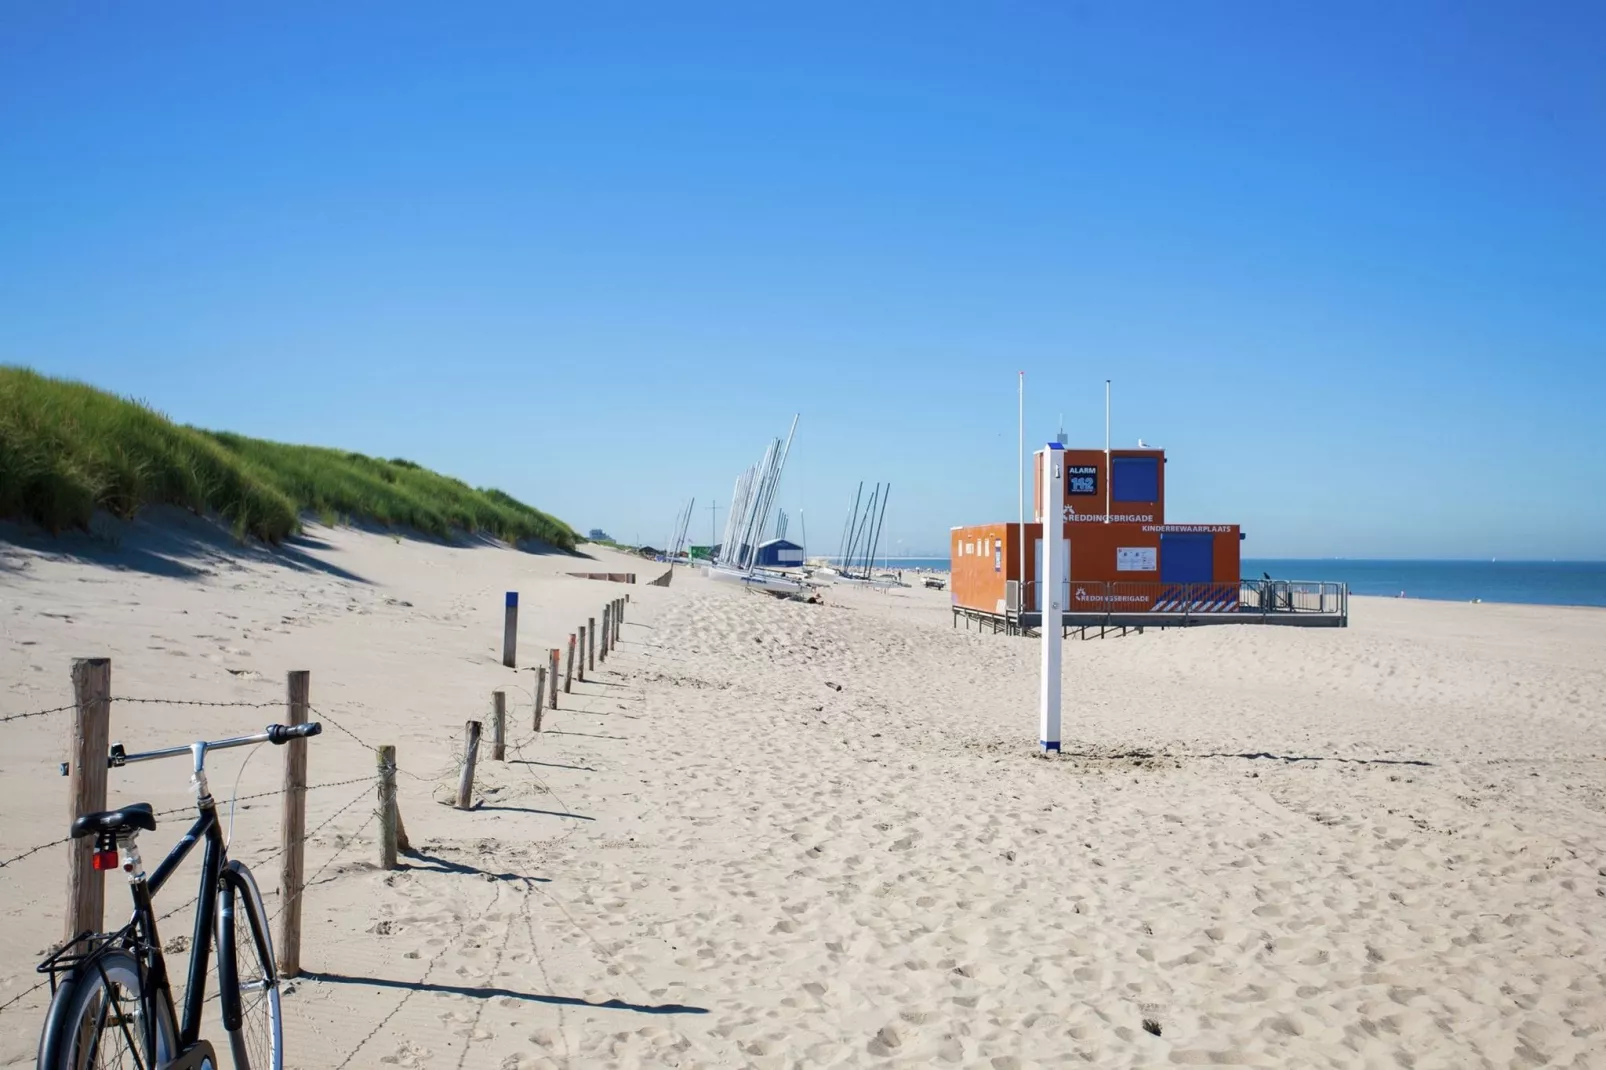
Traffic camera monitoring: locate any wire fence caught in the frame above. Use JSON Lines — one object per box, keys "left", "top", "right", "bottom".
{"left": 0, "top": 622, "right": 642, "bottom": 1059}
{"left": 0, "top": 703, "right": 79, "bottom": 725}
{"left": 0, "top": 692, "right": 390, "bottom": 879}
{"left": 0, "top": 666, "right": 403, "bottom": 1028}
{"left": 110, "top": 697, "right": 289, "bottom": 709}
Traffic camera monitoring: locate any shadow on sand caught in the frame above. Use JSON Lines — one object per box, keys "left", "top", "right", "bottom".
{"left": 301, "top": 971, "right": 707, "bottom": 1015}
{"left": 399, "top": 848, "right": 550, "bottom": 882}
{"left": 0, "top": 507, "right": 594, "bottom": 583}
{"left": 478, "top": 805, "right": 594, "bottom": 821}
{"left": 510, "top": 758, "right": 596, "bottom": 773}
{"left": 1203, "top": 751, "right": 1434, "bottom": 767}
{"left": 0, "top": 510, "right": 369, "bottom": 583}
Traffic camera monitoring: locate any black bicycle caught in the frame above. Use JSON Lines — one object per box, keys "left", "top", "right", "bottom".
{"left": 35, "top": 722, "right": 321, "bottom": 1070}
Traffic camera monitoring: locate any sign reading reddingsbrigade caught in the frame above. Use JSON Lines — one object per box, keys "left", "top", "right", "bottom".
{"left": 1067, "top": 465, "right": 1098, "bottom": 495}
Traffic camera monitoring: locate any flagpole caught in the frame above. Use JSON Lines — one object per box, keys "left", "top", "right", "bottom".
{"left": 1018, "top": 371, "right": 1025, "bottom": 614}
{"left": 1104, "top": 378, "right": 1112, "bottom": 524}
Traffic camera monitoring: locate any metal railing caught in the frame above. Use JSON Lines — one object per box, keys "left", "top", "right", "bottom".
{"left": 1012, "top": 579, "right": 1349, "bottom": 618}
{"left": 1238, "top": 579, "right": 1348, "bottom": 615}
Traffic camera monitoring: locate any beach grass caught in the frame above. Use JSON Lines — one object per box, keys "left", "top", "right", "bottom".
{"left": 0, "top": 367, "right": 576, "bottom": 549}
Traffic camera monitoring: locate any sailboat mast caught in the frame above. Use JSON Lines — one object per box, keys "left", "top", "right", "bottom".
{"left": 747, "top": 414, "right": 799, "bottom": 573}
{"left": 838, "top": 482, "right": 863, "bottom": 567}
{"left": 866, "top": 483, "right": 891, "bottom": 576}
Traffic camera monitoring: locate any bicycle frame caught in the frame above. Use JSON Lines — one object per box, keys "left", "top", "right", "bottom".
{"left": 39, "top": 802, "right": 231, "bottom": 1069}
{"left": 41, "top": 723, "right": 315, "bottom": 1069}
{"left": 138, "top": 800, "right": 232, "bottom": 1051}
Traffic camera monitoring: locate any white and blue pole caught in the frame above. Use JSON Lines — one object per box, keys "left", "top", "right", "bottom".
{"left": 503, "top": 591, "right": 519, "bottom": 668}
{"left": 1040, "top": 443, "right": 1064, "bottom": 753}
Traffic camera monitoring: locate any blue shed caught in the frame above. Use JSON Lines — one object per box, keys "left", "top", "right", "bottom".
{"left": 754, "top": 538, "right": 805, "bottom": 569}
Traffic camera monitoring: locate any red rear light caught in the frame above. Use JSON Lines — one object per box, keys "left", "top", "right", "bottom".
{"left": 91, "top": 849, "right": 119, "bottom": 871}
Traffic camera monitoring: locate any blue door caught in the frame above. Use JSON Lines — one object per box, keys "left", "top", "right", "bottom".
{"left": 1160, "top": 533, "right": 1214, "bottom": 583}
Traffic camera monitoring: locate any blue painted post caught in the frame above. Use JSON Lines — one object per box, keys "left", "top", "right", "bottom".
{"left": 502, "top": 592, "right": 518, "bottom": 667}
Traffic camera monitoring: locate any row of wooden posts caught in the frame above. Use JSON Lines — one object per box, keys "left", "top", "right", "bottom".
{"left": 462, "top": 594, "right": 628, "bottom": 808}
{"left": 58, "top": 594, "right": 630, "bottom": 975}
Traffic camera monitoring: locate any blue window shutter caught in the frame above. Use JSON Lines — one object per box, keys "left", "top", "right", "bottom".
{"left": 1160, "top": 533, "right": 1214, "bottom": 583}
{"left": 1112, "top": 456, "right": 1159, "bottom": 503}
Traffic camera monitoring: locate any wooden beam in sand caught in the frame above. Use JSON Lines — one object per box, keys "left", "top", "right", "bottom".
{"left": 534, "top": 667, "right": 546, "bottom": 732}
{"left": 491, "top": 691, "right": 506, "bottom": 761}
{"left": 564, "top": 634, "right": 576, "bottom": 693}
{"left": 376, "top": 745, "right": 398, "bottom": 870}
{"left": 456, "top": 721, "right": 481, "bottom": 810}
{"left": 65, "top": 658, "right": 111, "bottom": 944}
{"left": 278, "top": 669, "right": 310, "bottom": 976}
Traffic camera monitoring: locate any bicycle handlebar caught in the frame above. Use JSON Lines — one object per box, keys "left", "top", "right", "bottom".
{"left": 267, "top": 722, "right": 321, "bottom": 744}
{"left": 107, "top": 723, "right": 323, "bottom": 767}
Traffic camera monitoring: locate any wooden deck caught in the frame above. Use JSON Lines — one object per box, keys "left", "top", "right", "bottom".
{"left": 952, "top": 604, "right": 1349, "bottom": 636}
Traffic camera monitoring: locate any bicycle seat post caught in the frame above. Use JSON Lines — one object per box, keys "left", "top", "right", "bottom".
{"left": 190, "top": 741, "right": 215, "bottom": 808}
{"left": 119, "top": 828, "right": 147, "bottom": 884}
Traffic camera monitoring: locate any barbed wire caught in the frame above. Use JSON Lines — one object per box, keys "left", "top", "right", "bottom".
{"left": 296, "top": 806, "right": 378, "bottom": 900}
{"left": 0, "top": 976, "right": 52, "bottom": 1017}
{"left": 150, "top": 773, "right": 381, "bottom": 821}
{"left": 332, "top": 882, "right": 504, "bottom": 1069}
{"left": 0, "top": 772, "right": 380, "bottom": 1020}
{"left": 266, "top": 785, "right": 380, "bottom": 926}
{"left": 0, "top": 835, "right": 72, "bottom": 871}
{"left": 0, "top": 703, "right": 77, "bottom": 725}
{"left": 156, "top": 777, "right": 378, "bottom": 932}
{"left": 256, "top": 776, "right": 378, "bottom": 873}
{"left": 305, "top": 704, "right": 373, "bottom": 750}
{"left": 111, "top": 697, "right": 286, "bottom": 710}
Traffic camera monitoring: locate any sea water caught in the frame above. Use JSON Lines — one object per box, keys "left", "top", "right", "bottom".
{"left": 1245, "top": 559, "right": 1606, "bottom": 608}
{"left": 826, "top": 556, "right": 1606, "bottom": 607}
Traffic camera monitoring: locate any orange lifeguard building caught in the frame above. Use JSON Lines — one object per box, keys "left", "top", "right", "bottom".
{"left": 948, "top": 444, "right": 1310, "bottom": 628}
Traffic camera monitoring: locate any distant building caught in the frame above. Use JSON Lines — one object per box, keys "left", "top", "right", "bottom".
{"left": 754, "top": 538, "right": 805, "bottom": 569}
{"left": 588, "top": 528, "right": 612, "bottom": 542}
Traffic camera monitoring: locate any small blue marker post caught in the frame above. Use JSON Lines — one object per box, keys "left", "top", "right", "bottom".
{"left": 502, "top": 592, "right": 519, "bottom": 668}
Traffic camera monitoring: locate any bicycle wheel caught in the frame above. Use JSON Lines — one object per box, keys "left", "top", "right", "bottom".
{"left": 36, "top": 949, "right": 178, "bottom": 1070}
{"left": 216, "top": 861, "right": 281, "bottom": 1070}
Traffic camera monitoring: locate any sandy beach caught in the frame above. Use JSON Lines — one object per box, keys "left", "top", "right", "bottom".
{"left": 2, "top": 518, "right": 1603, "bottom": 1068}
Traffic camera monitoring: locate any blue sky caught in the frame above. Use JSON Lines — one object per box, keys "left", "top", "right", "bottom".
{"left": 3, "top": 2, "right": 1601, "bottom": 559}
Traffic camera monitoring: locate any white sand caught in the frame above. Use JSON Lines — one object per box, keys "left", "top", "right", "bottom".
{"left": 2, "top": 516, "right": 1604, "bottom": 1067}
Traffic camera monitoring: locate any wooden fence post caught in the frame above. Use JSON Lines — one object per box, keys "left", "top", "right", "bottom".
{"left": 564, "top": 634, "right": 576, "bottom": 693}
{"left": 549, "top": 649, "right": 560, "bottom": 708}
{"left": 491, "top": 691, "right": 506, "bottom": 761}
{"left": 456, "top": 722, "right": 481, "bottom": 810}
{"left": 502, "top": 592, "right": 519, "bottom": 667}
{"left": 65, "top": 657, "right": 111, "bottom": 944}
{"left": 277, "top": 670, "right": 310, "bottom": 977}
{"left": 533, "top": 667, "right": 546, "bottom": 732}
{"left": 600, "top": 605, "right": 610, "bottom": 662}
{"left": 377, "top": 745, "right": 398, "bottom": 870}
{"left": 577, "top": 626, "right": 586, "bottom": 683}
{"left": 588, "top": 617, "right": 596, "bottom": 672}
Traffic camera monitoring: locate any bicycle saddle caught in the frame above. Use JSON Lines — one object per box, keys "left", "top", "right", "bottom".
{"left": 71, "top": 802, "right": 157, "bottom": 839}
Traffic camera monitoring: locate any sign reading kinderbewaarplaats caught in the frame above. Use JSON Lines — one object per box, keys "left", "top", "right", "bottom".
{"left": 1116, "top": 547, "right": 1157, "bottom": 572}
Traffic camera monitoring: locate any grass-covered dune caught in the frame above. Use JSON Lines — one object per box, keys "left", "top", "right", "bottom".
{"left": 0, "top": 367, "right": 577, "bottom": 549}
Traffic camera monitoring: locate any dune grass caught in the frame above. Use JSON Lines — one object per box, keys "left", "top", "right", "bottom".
{"left": 0, "top": 367, "right": 577, "bottom": 549}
